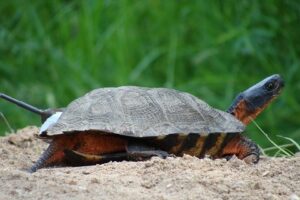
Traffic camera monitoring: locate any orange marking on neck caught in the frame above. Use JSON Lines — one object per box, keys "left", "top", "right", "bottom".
{"left": 231, "top": 96, "right": 276, "bottom": 125}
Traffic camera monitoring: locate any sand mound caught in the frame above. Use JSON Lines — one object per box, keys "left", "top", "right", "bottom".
{"left": 0, "top": 127, "right": 299, "bottom": 200}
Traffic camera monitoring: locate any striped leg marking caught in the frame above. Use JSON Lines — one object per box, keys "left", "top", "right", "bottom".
{"left": 221, "top": 134, "right": 260, "bottom": 163}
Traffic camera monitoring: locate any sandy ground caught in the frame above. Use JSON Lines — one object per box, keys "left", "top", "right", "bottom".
{"left": 0, "top": 126, "right": 299, "bottom": 200}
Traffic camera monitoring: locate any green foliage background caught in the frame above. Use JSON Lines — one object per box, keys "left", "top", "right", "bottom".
{"left": 0, "top": 1, "right": 299, "bottom": 152}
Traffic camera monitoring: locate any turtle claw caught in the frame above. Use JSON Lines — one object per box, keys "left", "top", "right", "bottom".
{"left": 127, "top": 150, "right": 171, "bottom": 161}
{"left": 243, "top": 154, "right": 259, "bottom": 164}
{"left": 152, "top": 150, "right": 171, "bottom": 159}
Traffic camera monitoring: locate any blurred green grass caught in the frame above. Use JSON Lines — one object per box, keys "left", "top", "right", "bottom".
{"left": 0, "top": 0, "right": 299, "bottom": 152}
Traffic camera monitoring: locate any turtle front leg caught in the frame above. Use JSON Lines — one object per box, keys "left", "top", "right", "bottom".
{"left": 221, "top": 134, "right": 260, "bottom": 164}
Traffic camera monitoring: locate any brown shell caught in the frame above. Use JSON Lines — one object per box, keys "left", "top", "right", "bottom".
{"left": 42, "top": 86, "right": 245, "bottom": 137}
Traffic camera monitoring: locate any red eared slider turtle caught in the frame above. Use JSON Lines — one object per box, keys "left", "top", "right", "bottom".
{"left": 0, "top": 74, "right": 284, "bottom": 172}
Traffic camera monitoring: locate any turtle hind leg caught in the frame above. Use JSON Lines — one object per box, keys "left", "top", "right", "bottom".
{"left": 64, "top": 150, "right": 129, "bottom": 166}
{"left": 126, "top": 142, "right": 171, "bottom": 161}
{"left": 221, "top": 134, "right": 260, "bottom": 164}
{"left": 29, "top": 143, "right": 56, "bottom": 173}
{"left": 64, "top": 143, "right": 171, "bottom": 165}
{"left": 29, "top": 140, "right": 66, "bottom": 173}
{"left": 64, "top": 148, "right": 170, "bottom": 165}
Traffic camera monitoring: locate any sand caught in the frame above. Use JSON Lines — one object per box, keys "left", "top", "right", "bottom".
{"left": 0, "top": 126, "right": 299, "bottom": 200}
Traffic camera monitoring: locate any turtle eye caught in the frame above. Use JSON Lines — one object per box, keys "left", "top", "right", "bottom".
{"left": 265, "top": 82, "right": 275, "bottom": 91}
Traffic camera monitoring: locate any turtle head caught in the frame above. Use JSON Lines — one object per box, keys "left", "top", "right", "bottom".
{"left": 228, "top": 74, "right": 284, "bottom": 125}
{"left": 0, "top": 93, "right": 63, "bottom": 123}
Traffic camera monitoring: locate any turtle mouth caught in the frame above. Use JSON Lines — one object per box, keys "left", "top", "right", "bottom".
{"left": 274, "top": 79, "right": 284, "bottom": 95}
{"left": 270, "top": 82, "right": 284, "bottom": 99}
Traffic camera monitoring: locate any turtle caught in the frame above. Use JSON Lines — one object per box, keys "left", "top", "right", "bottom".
{"left": 0, "top": 74, "right": 284, "bottom": 172}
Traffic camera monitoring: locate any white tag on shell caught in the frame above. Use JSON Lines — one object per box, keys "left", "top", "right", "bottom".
{"left": 39, "top": 112, "right": 62, "bottom": 134}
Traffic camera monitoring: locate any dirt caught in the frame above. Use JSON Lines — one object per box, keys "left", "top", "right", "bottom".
{"left": 0, "top": 127, "right": 299, "bottom": 200}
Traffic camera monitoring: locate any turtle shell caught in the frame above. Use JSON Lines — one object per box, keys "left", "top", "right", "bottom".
{"left": 42, "top": 86, "right": 245, "bottom": 137}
